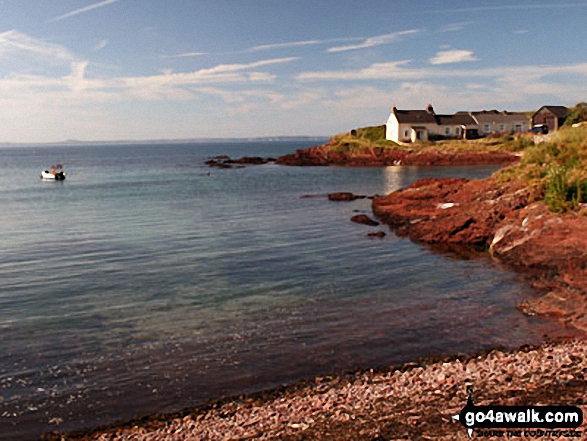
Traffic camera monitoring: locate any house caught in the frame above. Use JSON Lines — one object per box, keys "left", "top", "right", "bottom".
{"left": 386, "top": 104, "right": 477, "bottom": 143}
{"left": 531, "top": 106, "right": 568, "bottom": 132}
{"left": 471, "top": 110, "right": 530, "bottom": 135}
{"left": 385, "top": 104, "right": 531, "bottom": 144}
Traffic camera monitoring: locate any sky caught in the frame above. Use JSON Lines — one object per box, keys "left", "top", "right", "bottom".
{"left": 1, "top": 0, "right": 587, "bottom": 142}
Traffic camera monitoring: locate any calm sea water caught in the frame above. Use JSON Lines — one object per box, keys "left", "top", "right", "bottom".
{"left": 0, "top": 141, "right": 559, "bottom": 440}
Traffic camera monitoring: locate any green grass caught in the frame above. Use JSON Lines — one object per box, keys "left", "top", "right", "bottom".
{"left": 325, "top": 125, "right": 536, "bottom": 154}
{"left": 327, "top": 125, "right": 398, "bottom": 153}
{"left": 496, "top": 126, "right": 587, "bottom": 212}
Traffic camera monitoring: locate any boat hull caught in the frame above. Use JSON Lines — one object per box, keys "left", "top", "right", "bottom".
{"left": 41, "top": 171, "right": 66, "bottom": 180}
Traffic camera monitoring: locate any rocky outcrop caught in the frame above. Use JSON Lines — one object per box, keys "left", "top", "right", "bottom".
{"left": 328, "top": 192, "right": 366, "bottom": 201}
{"left": 372, "top": 177, "right": 587, "bottom": 331}
{"left": 350, "top": 214, "right": 379, "bottom": 226}
{"left": 206, "top": 156, "right": 275, "bottom": 168}
{"left": 276, "top": 143, "right": 519, "bottom": 167}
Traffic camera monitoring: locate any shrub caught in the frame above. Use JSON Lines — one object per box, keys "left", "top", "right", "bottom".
{"left": 564, "top": 102, "right": 587, "bottom": 126}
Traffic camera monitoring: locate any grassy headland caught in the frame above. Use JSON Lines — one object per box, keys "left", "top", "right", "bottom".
{"left": 497, "top": 125, "right": 587, "bottom": 212}
{"left": 323, "top": 125, "right": 533, "bottom": 154}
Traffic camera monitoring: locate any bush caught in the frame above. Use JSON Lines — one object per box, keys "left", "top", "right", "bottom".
{"left": 545, "top": 164, "right": 570, "bottom": 212}
{"left": 564, "top": 102, "right": 587, "bottom": 126}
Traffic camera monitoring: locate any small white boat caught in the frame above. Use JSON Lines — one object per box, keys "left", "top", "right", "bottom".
{"left": 41, "top": 165, "right": 66, "bottom": 180}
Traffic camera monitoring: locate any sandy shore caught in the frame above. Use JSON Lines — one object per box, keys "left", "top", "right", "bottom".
{"left": 50, "top": 340, "right": 586, "bottom": 440}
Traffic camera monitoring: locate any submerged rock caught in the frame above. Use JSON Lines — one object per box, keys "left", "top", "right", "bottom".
{"left": 351, "top": 214, "right": 379, "bottom": 226}
{"left": 328, "top": 192, "right": 366, "bottom": 201}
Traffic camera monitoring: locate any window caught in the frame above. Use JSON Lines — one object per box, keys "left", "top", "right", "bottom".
{"left": 404, "top": 130, "right": 409, "bottom": 138}
{"left": 499, "top": 124, "right": 506, "bottom": 132}
{"left": 515, "top": 124, "right": 522, "bottom": 132}
{"left": 484, "top": 124, "right": 491, "bottom": 133}
{"left": 455, "top": 127, "right": 462, "bottom": 136}
{"left": 445, "top": 127, "right": 451, "bottom": 135}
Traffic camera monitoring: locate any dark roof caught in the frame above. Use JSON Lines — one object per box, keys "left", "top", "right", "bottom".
{"left": 436, "top": 114, "right": 476, "bottom": 126}
{"left": 394, "top": 109, "right": 437, "bottom": 124}
{"left": 536, "top": 106, "right": 568, "bottom": 119}
{"left": 472, "top": 111, "right": 529, "bottom": 123}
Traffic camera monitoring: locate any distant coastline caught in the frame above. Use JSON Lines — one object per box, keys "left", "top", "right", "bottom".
{"left": 0, "top": 136, "right": 328, "bottom": 148}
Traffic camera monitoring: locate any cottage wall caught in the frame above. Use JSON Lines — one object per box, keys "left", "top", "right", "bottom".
{"left": 532, "top": 108, "right": 558, "bottom": 132}
{"left": 385, "top": 114, "right": 400, "bottom": 142}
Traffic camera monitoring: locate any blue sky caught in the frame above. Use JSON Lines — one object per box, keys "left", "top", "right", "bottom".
{"left": 1, "top": 0, "right": 587, "bottom": 142}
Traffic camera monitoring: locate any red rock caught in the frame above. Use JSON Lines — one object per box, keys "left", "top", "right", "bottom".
{"left": 276, "top": 144, "right": 519, "bottom": 167}
{"left": 328, "top": 192, "right": 366, "bottom": 201}
{"left": 372, "top": 177, "right": 587, "bottom": 331}
{"left": 351, "top": 215, "right": 379, "bottom": 226}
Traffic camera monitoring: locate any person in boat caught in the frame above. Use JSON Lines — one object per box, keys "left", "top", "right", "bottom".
{"left": 50, "top": 165, "right": 57, "bottom": 175}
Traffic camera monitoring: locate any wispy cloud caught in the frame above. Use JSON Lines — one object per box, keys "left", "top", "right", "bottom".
{"left": 427, "top": 2, "right": 587, "bottom": 14}
{"left": 0, "top": 30, "right": 74, "bottom": 60}
{"left": 429, "top": 49, "right": 478, "bottom": 65}
{"left": 327, "top": 29, "right": 421, "bottom": 52}
{"left": 50, "top": 0, "right": 117, "bottom": 22}
{"left": 170, "top": 51, "right": 209, "bottom": 58}
{"left": 248, "top": 40, "right": 323, "bottom": 52}
{"left": 439, "top": 22, "right": 474, "bottom": 33}
{"left": 297, "top": 59, "right": 587, "bottom": 82}
{"left": 514, "top": 29, "right": 529, "bottom": 34}
{"left": 94, "top": 39, "right": 108, "bottom": 51}
{"left": 0, "top": 55, "right": 299, "bottom": 104}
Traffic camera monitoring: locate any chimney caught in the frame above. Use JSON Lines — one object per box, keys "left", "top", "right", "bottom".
{"left": 391, "top": 106, "right": 397, "bottom": 114}
{"left": 426, "top": 103, "right": 434, "bottom": 114}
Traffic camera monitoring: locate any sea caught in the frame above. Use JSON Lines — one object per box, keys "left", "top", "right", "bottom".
{"left": 0, "top": 141, "right": 560, "bottom": 440}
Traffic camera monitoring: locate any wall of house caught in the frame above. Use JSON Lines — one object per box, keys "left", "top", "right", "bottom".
{"left": 532, "top": 109, "right": 557, "bottom": 132}
{"left": 385, "top": 115, "right": 400, "bottom": 142}
{"left": 477, "top": 119, "right": 529, "bottom": 134}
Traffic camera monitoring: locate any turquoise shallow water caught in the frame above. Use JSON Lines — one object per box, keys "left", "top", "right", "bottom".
{"left": 0, "top": 141, "right": 559, "bottom": 439}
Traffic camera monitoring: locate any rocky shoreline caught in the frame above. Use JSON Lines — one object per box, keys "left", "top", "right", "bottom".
{"left": 276, "top": 144, "right": 520, "bottom": 167}
{"left": 372, "top": 177, "right": 587, "bottom": 332}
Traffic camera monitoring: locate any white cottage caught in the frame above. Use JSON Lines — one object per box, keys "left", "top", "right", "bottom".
{"left": 471, "top": 110, "right": 530, "bottom": 134}
{"left": 386, "top": 104, "right": 478, "bottom": 143}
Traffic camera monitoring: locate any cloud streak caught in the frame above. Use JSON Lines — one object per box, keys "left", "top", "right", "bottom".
{"left": 297, "top": 59, "right": 587, "bottom": 83}
{"left": 327, "top": 29, "right": 421, "bottom": 52}
{"left": 51, "top": 0, "right": 118, "bottom": 22}
{"left": 429, "top": 49, "right": 478, "bottom": 65}
{"left": 427, "top": 2, "right": 587, "bottom": 14}
{"left": 0, "top": 30, "right": 75, "bottom": 60}
{"left": 248, "top": 40, "right": 323, "bottom": 52}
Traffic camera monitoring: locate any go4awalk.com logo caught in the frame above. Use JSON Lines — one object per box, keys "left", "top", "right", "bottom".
{"left": 452, "top": 387, "right": 583, "bottom": 438}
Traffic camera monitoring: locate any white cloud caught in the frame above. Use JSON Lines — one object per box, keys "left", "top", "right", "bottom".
{"left": 438, "top": 22, "right": 474, "bottom": 33}
{"left": 0, "top": 55, "right": 299, "bottom": 105}
{"left": 429, "top": 49, "right": 478, "bottom": 65}
{"left": 514, "top": 29, "right": 529, "bottom": 35}
{"left": 0, "top": 30, "right": 74, "bottom": 61}
{"left": 248, "top": 40, "right": 322, "bottom": 52}
{"left": 297, "top": 59, "right": 587, "bottom": 83}
{"left": 195, "top": 86, "right": 324, "bottom": 114}
{"left": 50, "top": 0, "right": 118, "bottom": 22}
{"left": 327, "top": 29, "right": 421, "bottom": 52}
{"left": 172, "top": 51, "right": 208, "bottom": 58}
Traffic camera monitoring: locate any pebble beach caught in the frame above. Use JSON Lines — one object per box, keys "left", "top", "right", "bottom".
{"left": 52, "top": 339, "right": 587, "bottom": 440}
